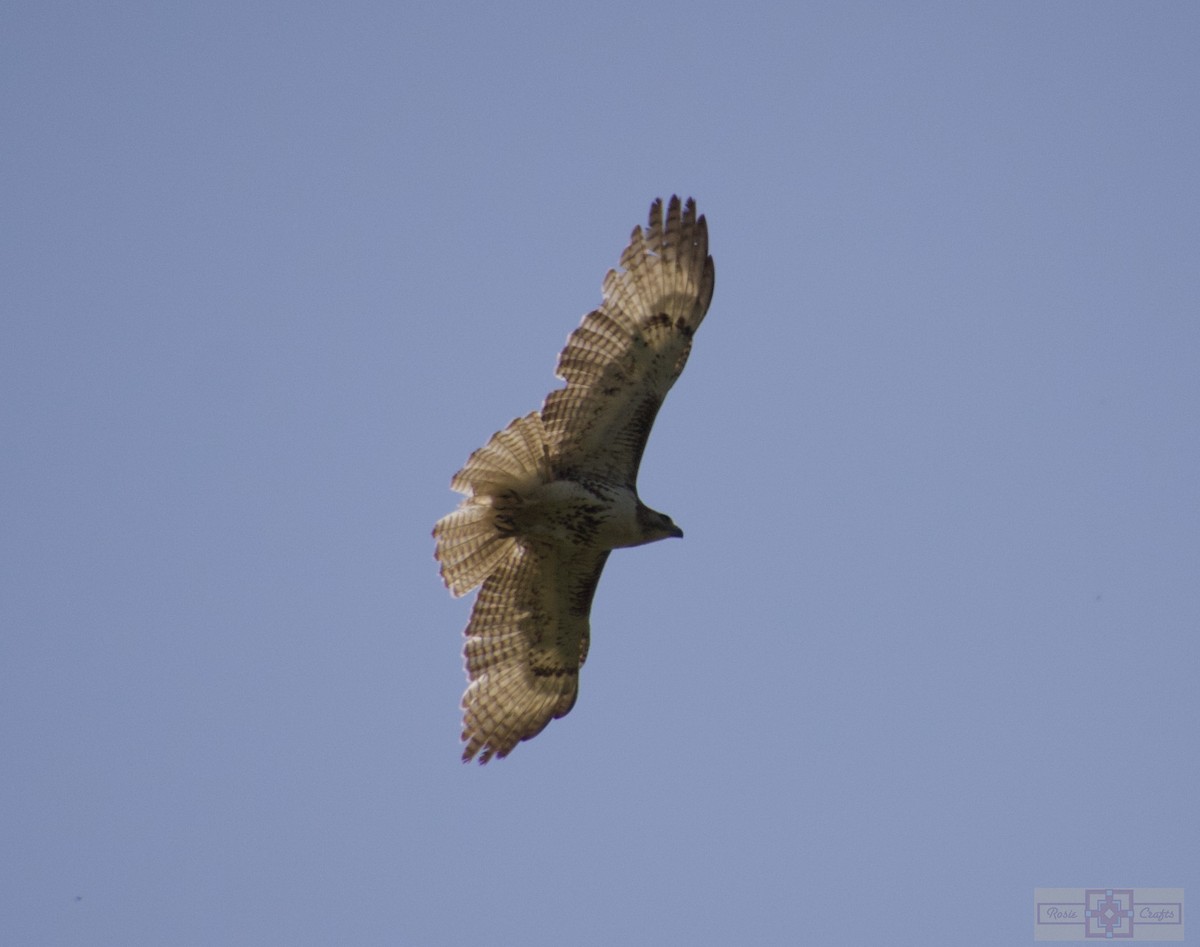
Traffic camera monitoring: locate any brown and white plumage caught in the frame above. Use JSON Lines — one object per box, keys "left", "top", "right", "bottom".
{"left": 433, "top": 196, "right": 715, "bottom": 762}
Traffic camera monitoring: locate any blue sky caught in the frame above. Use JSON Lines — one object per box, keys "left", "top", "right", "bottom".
{"left": 3, "top": 3, "right": 1198, "bottom": 945}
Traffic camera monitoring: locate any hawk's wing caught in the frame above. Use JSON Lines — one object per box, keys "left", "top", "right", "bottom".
{"left": 460, "top": 539, "right": 609, "bottom": 763}
{"left": 542, "top": 196, "right": 714, "bottom": 486}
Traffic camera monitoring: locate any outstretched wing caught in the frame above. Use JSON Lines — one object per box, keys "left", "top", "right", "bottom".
{"left": 460, "top": 540, "right": 609, "bottom": 763}
{"left": 541, "top": 196, "right": 714, "bottom": 486}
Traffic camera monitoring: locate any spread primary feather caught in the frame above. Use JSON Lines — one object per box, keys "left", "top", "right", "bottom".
{"left": 433, "top": 196, "right": 715, "bottom": 762}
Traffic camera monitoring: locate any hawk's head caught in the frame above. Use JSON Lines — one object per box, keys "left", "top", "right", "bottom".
{"left": 635, "top": 502, "right": 684, "bottom": 544}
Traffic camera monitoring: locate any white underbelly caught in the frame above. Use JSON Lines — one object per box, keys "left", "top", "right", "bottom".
{"left": 520, "top": 479, "right": 641, "bottom": 549}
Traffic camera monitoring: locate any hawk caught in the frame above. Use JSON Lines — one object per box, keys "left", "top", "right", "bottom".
{"left": 433, "top": 196, "right": 715, "bottom": 762}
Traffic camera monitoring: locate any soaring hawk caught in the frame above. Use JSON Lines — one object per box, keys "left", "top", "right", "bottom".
{"left": 433, "top": 196, "right": 715, "bottom": 762}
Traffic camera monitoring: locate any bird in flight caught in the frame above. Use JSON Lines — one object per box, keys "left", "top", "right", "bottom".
{"left": 433, "top": 196, "right": 715, "bottom": 762}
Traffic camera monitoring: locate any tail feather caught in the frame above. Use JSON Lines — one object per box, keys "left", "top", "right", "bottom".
{"left": 431, "top": 505, "right": 512, "bottom": 597}
{"left": 433, "top": 412, "right": 550, "bottom": 596}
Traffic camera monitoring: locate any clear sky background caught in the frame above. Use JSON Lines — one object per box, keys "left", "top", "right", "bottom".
{"left": 3, "top": 3, "right": 1198, "bottom": 945}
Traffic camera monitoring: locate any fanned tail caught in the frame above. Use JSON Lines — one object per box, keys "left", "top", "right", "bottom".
{"left": 432, "top": 412, "right": 550, "bottom": 596}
